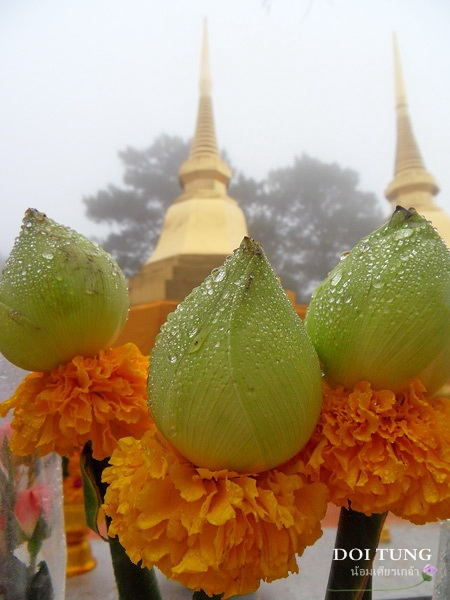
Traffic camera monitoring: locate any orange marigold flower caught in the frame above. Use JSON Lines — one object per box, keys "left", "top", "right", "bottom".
{"left": 103, "top": 424, "right": 328, "bottom": 599}
{"left": 0, "top": 343, "right": 153, "bottom": 460}
{"left": 302, "top": 379, "right": 450, "bottom": 524}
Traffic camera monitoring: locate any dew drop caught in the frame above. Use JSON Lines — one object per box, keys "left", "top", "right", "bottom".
{"left": 331, "top": 272, "right": 342, "bottom": 287}
{"left": 213, "top": 269, "right": 226, "bottom": 282}
{"left": 372, "top": 278, "right": 384, "bottom": 289}
{"left": 167, "top": 425, "right": 177, "bottom": 438}
{"left": 394, "top": 228, "right": 414, "bottom": 240}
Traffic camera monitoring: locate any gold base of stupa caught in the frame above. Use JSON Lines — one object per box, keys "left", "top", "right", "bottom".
{"left": 64, "top": 503, "right": 97, "bottom": 577}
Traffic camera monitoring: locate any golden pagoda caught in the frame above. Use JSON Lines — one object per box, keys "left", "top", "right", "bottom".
{"left": 385, "top": 35, "right": 450, "bottom": 244}
{"left": 128, "top": 22, "right": 247, "bottom": 307}
{"left": 115, "top": 22, "right": 248, "bottom": 353}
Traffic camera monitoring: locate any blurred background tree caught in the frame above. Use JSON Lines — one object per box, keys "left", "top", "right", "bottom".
{"left": 84, "top": 134, "right": 385, "bottom": 303}
{"left": 84, "top": 135, "right": 189, "bottom": 277}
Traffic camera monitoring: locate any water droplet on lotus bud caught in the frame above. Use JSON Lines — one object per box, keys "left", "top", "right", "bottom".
{"left": 149, "top": 237, "right": 322, "bottom": 473}
{"left": 0, "top": 209, "right": 129, "bottom": 371}
{"left": 305, "top": 206, "right": 450, "bottom": 394}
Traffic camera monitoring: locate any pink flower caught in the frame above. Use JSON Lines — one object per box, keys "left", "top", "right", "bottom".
{"left": 14, "top": 485, "right": 51, "bottom": 538}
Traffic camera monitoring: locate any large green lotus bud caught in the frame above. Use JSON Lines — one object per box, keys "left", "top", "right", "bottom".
{"left": 149, "top": 237, "right": 322, "bottom": 474}
{"left": 305, "top": 206, "right": 450, "bottom": 394}
{"left": 0, "top": 209, "right": 129, "bottom": 371}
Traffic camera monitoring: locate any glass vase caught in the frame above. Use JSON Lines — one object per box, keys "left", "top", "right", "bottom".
{"left": 0, "top": 355, "right": 67, "bottom": 600}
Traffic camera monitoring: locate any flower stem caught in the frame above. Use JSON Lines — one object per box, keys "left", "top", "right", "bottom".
{"left": 81, "top": 443, "right": 162, "bottom": 600}
{"left": 192, "top": 591, "right": 223, "bottom": 600}
{"left": 325, "top": 506, "right": 387, "bottom": 600}
{"left": 325, "top": 580, "right": 425, "bottom": 593}
{"left": 108, "top": 531, "right": 162, "bottom": 600}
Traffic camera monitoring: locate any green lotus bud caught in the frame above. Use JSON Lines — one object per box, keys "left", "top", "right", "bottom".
{"left": 305, "top": 206, "right": 450, "bottom": 394}
{"left": 0, "top": 209, "right": 129, "bottom": 371}
{"left": 149, "top": 237, "right": 322, "bottom": 473}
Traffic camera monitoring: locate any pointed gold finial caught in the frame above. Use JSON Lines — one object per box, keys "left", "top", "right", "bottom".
{"left": 391, "top": 33, "right": 426, "bottom": 174}
{"left": 385, "top": 34, "right": 439, "bottom": 204}
{"left": 131, "top": 19, "right": 247, "bottom": 285}
{"left": 393, "top": 33, "right": 407, "bottom": 112}
{"left": 199, "top": 19, "right": 212, "bottom": 97}
{"left": 179, "top": 19, "right": 231, "bottom": 189}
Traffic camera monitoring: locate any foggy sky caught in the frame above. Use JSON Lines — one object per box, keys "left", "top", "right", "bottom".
{"left": 1, "top": 0, "right": 450, "bottom": 257}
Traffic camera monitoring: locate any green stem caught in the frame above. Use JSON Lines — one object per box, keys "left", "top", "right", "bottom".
{"left": 81, "top": 443, "right": 162, "bottom": 600}
{"left": 192, "top": 591, "right": 223, "bottom": 600}
{"left": 325, "top": 506, "right": 387, "bottom": 600}
{"left": 108, "top": 530, "right": 162, "bottom": 600}
{"left": 326, "top": 579, "right": 426, "bottom": 593}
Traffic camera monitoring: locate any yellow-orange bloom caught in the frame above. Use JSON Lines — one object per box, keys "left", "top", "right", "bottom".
{"left": 103, "top": 424, "right": 328, "bottom": 599}
{"left": 302, "top": 379, "right": 450, "bottom": 524}
{"left": 0, "top": 343, "right": 153, "bottom": 460}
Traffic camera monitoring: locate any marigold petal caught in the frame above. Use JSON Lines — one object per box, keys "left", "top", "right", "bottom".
{"left": 103, "top": 425, "right": 328, "bottom": 599}
{"left": 171, "top": 462, "right": 206, "bottom": 502}
{"left": 0, "top": 343, "right": 153, "bottom": 459}
{"left": 303, "top": 379, "right": 450, "bottom": 523}
{"left": 207, "top": 481, "right": 242, "bottom": 526}
{"left": 173, "top": 547, "right": 209, "bottom": 575}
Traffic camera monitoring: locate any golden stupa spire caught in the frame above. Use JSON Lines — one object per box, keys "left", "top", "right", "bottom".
{"left": 178, "top": 19, "right": 232, "bottom": 191}
{"left": 128, "top": 19, "right": 247, "bottom": 305}
{"left": 190, "top": 20, "right": 216, "bottom": 157}
{"left": 385, "top": 34, "right": 439, "bottom": 204}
